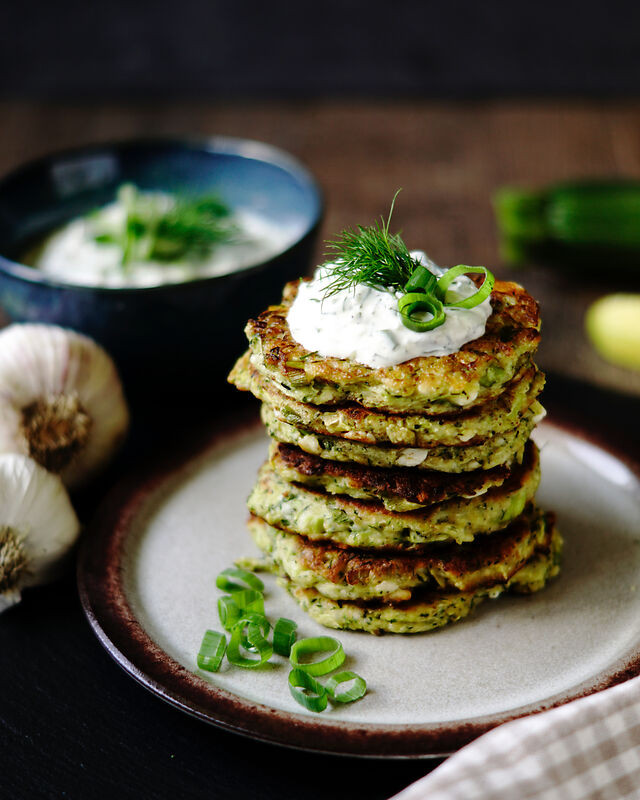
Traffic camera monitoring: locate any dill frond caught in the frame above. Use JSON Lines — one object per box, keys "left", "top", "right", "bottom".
{"left": 323, "top": 191, "right": 420, "bottom": 296}
{"left": 93, "top": 184, "right": 237, "bottom": 266}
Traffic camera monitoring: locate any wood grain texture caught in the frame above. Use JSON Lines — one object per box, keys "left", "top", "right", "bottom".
{"left": 0, "top": 379, "right": 637, "bottom": 800}
{"left": 0, "top": 99, "right": 639, "bottom": 396}
{"left": 0, "top": 100, "right": 638, "bottom": 799}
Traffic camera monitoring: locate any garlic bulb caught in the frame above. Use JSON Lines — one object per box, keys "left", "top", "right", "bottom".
{"left": 0, "top": 324, "right": 130, "bottom": 488}
{"left": 0, "top": 453, "right": 80, "bottom": 612}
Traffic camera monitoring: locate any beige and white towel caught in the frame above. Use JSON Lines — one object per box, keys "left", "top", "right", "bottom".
{"left": 392, "top": 676, "right": 640, "bottom": 800}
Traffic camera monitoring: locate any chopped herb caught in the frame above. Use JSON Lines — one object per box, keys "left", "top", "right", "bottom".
{"left": 195, "top": 564, "right": 368, "bottom": 711}
{"left": 320, "top": 191, "right": 495, "bottom": 332}
{"left": 323, "top": 190, "right": 419, "bottom": 297}
{"left": 91, "top": 183, "right": 237, "bottom": 267}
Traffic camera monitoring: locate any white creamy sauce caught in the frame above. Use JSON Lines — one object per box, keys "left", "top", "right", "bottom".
{"left": 287, "top": 251, "right": 492, "bottom": 368}
{"left": 25, "top": 199, "right": 300, "bottom": 288}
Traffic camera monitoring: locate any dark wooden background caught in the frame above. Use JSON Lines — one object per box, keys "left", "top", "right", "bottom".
{"left": 1, "top": 100, "right": 639, "bottom": 800}
{"left": 2, "top": 99, "right": 639, "bottom": 394}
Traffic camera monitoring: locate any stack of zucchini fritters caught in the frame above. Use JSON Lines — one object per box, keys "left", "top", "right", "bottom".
{"left": 229, "top": 278, "right": 561, "bottom": 634}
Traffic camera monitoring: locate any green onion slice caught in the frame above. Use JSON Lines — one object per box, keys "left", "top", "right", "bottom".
{"left": 436, "top": 265, "right": 495, "bottom": 309}
{"left": 403, "top": 264, "right": 438, "bottom": 295}
{"left": 325, "top": 671, "right": 367, "bottom": 704}
{"left": 196, "top": 630, "right": 227, "bottom": 672}
{"left": 217, "top": 595, "right": 242, "bottom": 631}
{"left": 273, "top": 618, "right": 298, "bottom": 657}
{"left": 398, "top": 292, "right": 446, "bottom": 332}
{"left": 228, "top": 588, "right": 265, "bottom": 615}
{"left": 227, "top": 616, "right": 273, "bottom": 669}
{"left": 216, "top": 567, "right": 264, "bottom": 594}
{"left": 288, "top": 668, "right": 328, "bottom": 713}
{"left": 218, "top": 593, "right": 265, "bottom": 633}
{"left": 289, "top": 636, "right": 345, "bottom": 676}
{"left": 239, "top": 612, "right": 271, "bottom": 653}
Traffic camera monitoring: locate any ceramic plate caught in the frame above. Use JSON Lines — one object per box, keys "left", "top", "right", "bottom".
{"left": 78, "top": 415, "right": 640, "bottom": 758}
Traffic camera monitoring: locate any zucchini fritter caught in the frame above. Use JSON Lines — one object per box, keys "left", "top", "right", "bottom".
{"left": 240, "top": 278, "right": 540, "bottom": 413}
{"left": 284, "top": 525, "right": 562, "bottom": 634}
{"left": 269, "top": 441, "right": 520, "bottom": 511}
{"left": 248, "top": 443, "right": 540, "bottom": 549}
{"left": 261, "top": 402, "right": 539, "bottom": 473}
{"left": 230, "top": 353, "right": 545, "bottom": 447}
{"left": 248, "top": 505, "right": 551, "bottom": 602}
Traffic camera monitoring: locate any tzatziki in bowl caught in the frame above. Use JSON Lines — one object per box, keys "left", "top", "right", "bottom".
{"left": 0, "top": 138, "right": 323, "bottom": 400}
{"left": 23, "top": 183, "right": 302, "bottom": 289}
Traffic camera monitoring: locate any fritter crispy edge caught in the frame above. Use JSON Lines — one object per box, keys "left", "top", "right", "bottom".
{"left": 284, "top": 526, "right": 562, "bottom": 634}
{"left": 248, "top": 505, "right": 551, "bottom": 601}
{"left": 269, "top": 440, "right": 524, "bottom": 509}
{"left": 239, "top": 279, "right": 540, "bottom": 412}
{"left": 231, "top": 352, "right": 545, "bottom": 447}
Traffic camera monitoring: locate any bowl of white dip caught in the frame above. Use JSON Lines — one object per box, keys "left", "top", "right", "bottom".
{"left": 0, "top": 137, "right": 322, "bottom": 400}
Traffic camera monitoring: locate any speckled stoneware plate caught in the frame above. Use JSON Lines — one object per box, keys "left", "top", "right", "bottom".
{"left": 78, "top": 414, "right": 640, "bottom": 758}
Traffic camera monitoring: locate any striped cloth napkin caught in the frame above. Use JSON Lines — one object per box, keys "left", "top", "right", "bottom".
{"left": 391, "top": 675, "right": 640, "bottom": 800}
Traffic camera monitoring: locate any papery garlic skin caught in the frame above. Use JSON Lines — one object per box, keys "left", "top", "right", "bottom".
{"left": 0, "top": 453, "right": 80, "bottom": 612}
{"left": 0, "top": 324, "right": 130, "bottom": 488}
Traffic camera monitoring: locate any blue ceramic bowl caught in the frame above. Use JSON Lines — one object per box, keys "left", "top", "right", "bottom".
{"left": 0, "top": 137, "right": 323, "bottom": 401}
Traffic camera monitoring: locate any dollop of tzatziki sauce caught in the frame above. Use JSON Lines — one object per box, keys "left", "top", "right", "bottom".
{"left": 287, "top": 251, "right": 492, "bottom": 368}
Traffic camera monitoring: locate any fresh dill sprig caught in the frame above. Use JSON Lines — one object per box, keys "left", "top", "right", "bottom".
{"left": 92, "top": 184, "right": 237, "bottom": 267}
{"left": 323, "top": 191, "right": 420, "bottom": 296}
{"left": 320, "top": 192, "right": 495, "bottom": 333}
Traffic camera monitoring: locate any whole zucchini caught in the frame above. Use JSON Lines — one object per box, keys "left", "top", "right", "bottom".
{"left": 494, "top": 180, "right": 640, "bottom": 267}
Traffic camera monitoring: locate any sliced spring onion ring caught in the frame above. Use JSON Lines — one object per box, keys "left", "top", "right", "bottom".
{"left": 397, "top": 263, "right": 495, "bottom": 332}
{"left": 219, "top": 594, "right": 265, "bottom": 631}
{"left": 238, "top": 612, "right": 271, "bottom": 653}
{"left": 227, "top": 616, "right": 273, "bottom": 668}
{"left": 273, "top": 618, "right": 298, "bottom": 657}
{"left": 229, "top": 588, "right": 265, "bottom": 615}
{"left": 398, "top": 292, "right": 446, "bottom": 332}
{"left": 403, "top": 264, "right": 438, "bottom": 295}
{"left": 325, "top": 671, "right": 367, "bottom": 703}
{"left": 217, "top": 595, "right": 242, "bottom": 631}
{"left": 216, "top": 567, "right": 264, "bottom": 594}
{"left": 196, "top": 630, "right": 227, "bottom": 672}
{"left": 436, "top": 265, "right": 495, "bottom": 309}
{"left": 288, "top": 668, "right": 328, "bottom": 712}
{"left": 289, "top": 636, "right": 345, "bottom": 677}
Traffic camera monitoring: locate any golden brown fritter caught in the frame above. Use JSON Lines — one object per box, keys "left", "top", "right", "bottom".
{"left": 247, "top": 443, "right": 540, "bottom": 549}
{"left": 269, "top": 440, "right": 521, "bottom": 510}
{"left": 231, "top": 352, "right": 545, "bottom": 447}
{"left": 261, "top": 401, "right": 539, "bottom": 473}
{"left": 248, "top": 505, "right": 552, "bottom": 601}
{"left": 284, "top": 523, "right": 562, "bottom": 634}
{"left": 234, "top": 278, "right": 540, "bottom": 413}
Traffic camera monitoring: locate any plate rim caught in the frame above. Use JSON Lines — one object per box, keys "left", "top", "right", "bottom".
{"left": 77, "top": 412, "right": 640, "bottom": 759}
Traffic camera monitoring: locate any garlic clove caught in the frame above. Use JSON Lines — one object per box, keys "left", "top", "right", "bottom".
{"left": 0, "top": 453, "right": 80, "bottom": 611}
{"left": 0, "top": 324, "right": 130, "bottom": 488}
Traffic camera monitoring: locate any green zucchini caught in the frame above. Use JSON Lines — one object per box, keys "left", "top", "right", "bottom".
{"left": 494, "top": 180, "right": 640, "bottom": 266}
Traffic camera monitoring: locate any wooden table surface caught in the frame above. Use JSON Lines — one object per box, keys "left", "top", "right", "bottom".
{"left": 1, "top": 101, "right": 640, "bottom": 800}
{"left": 2, "top": 99, "right": 640, "bottom": 396}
